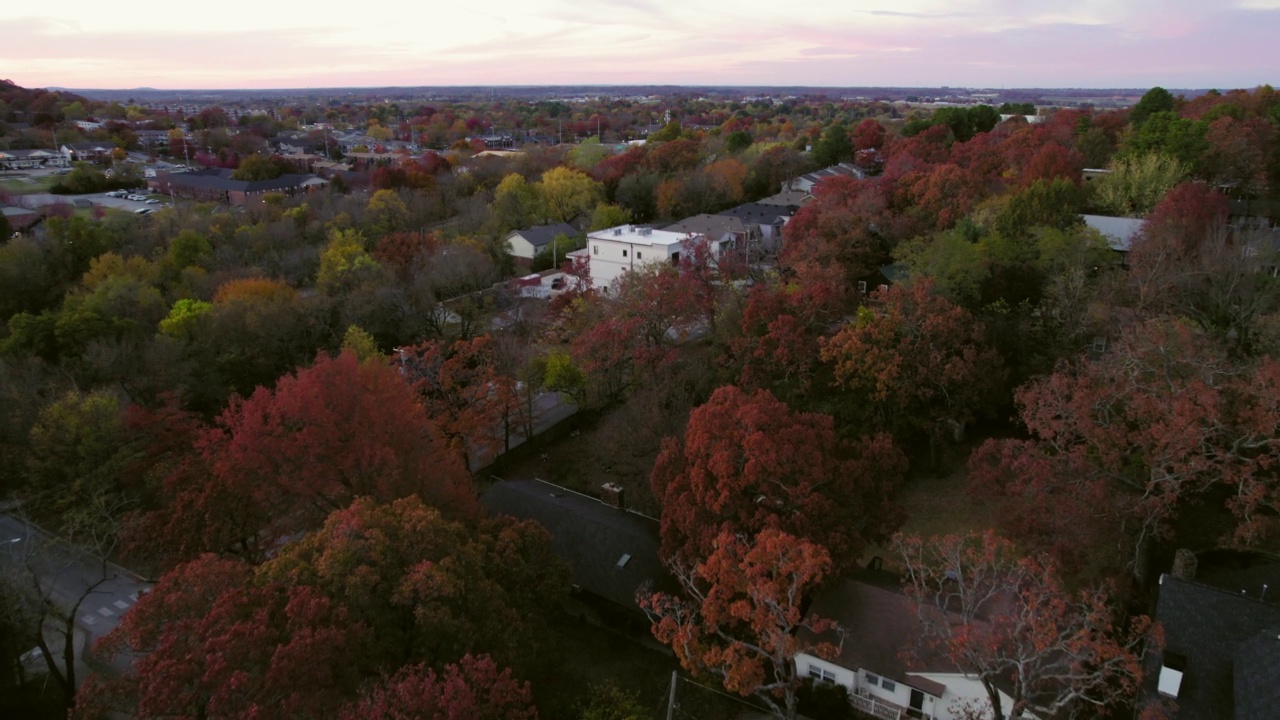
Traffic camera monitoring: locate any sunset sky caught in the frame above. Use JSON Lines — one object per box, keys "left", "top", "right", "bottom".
{"left": 3, "top": 0, "right": 1277, "bottom": 90}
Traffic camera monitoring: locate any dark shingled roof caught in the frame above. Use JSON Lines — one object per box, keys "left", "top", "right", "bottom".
{"left": 1145, "top": 573, "right": 1280, "bottom": 720}
{"left": 508, "top": 222, "right": 579, "bottom": 249}
{"left": 481, "top": 479, "right": 663, "bottom": 611}
{"left": 716, "top": 202, "right": 797, "bottom": 224}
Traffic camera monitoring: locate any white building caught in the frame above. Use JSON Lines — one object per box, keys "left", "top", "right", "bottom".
{"left": 586, "top": 225, "right": 714, "bottom": 292}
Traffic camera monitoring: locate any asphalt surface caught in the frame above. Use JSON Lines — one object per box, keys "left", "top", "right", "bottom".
{"left": 0, "top": 514, "right": 150, "bottom": 645}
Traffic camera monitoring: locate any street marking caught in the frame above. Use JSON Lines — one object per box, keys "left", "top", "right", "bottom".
{"left": 113, "top": 600, "right": 129, "bottom": 609}
{"left": 96, "top": 607, "right": 114, "bottom": 617}
{"left": 81, "top": 615, "right": 97, "bottom": 625}
{"left": 129, "top": 593, "right": 138, "bottom": 602}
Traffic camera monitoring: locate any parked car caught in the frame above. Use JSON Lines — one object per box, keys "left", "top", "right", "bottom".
{"left": 145, "top": 198, "right": 160, "bottom": 204}
{"left": 127, "top": 194, "right": 147, "bottom": 201}
{"left": 134, "top": 208, "right": 155, "bottom": 215}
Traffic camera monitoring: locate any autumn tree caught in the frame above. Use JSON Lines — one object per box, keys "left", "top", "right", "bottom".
{"left": 894, "top": 532, "right": 1155, "bottom": 720}
{"left": 820, "top": 279, "right": 1006, "bottom": 456}
{"left": 339, "top": 655, "right": 538, "bottom": 720}
{"left": 397, "top": 334, "right": 520, "bottom": 467}
{"left": 78, "top": 555, "right": 367, "bottom": 720}
{"left": 258, "top": 496, "right": 568, "bottom": 678}
{"left": 538, "top": 166, "right": 603, "bottom": 223}
{"left": 125, "top": 351, "right": 473, "bottom": 566}
{"left": 641, "top": 529, "right": 842, "bottom": 720}
{"left": 968, "top": 319, "right": 1280, "bottom": 582}
{"left": 651, "top": 385, "right": 906, "bottom": 572}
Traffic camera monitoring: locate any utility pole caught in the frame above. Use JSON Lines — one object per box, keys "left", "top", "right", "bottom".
{"left": 666, "top": 670, "right": 678, "bottom": 720}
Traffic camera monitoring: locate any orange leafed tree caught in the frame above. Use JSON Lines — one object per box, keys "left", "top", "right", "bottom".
{"left": 894, "top": 531, "right": 1160, "bottom": 720}
{"left": 651, "top": 384, "right": 906, "bottom": 573}
{"left": 640, "top": 528, "right": 842, "bottom": 720}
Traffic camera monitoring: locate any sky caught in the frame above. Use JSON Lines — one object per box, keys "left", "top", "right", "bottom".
{"left": 3, "top": 0, "right": 1278, "bottom": 90}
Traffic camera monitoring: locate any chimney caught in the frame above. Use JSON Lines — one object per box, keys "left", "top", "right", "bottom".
{"left": 600, "top": 482, "right": 625, "bottom": 510}
{"left": 1171, "top": 548, "right": 1198, "bottom": 581}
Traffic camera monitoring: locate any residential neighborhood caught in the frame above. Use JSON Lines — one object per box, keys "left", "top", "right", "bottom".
{"left": 1, "top": 63, "right": 1279, "bottom": 720}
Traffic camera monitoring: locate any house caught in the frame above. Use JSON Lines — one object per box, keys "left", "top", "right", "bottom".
{"left": 663, "top": 214, "right": 757, "bottom": 258}
{"left": 481, "top": 478, "right": 669, "bottom": 627}
{"left": 0, "top": 148, "right": 68, "bottom": 170}
{"left": 2, "top": 205, "right": 43, "bottom": 236}
{"left": 60, "top": 141, "right": 115, "bottom": 162}
{"left": 1141, "top": 555, "right": 1280, "bottom": 720}
{"left": 1082, "top": 214, "right": 1146, "bottom": 254}
{"left": 585, "top": 224, "right": 712, "bottom": 292}
{"left": 784, "top": 162, "right": 865, "bottom": 193}
{"left": 795, "top": 573, "right": 1026, "bottom": 720}
{"left": 504, "top": 222, "right": 579, "bottom": 264}
{"left": 154, "top": 168, "right": 327, "bottom": 207}
{"left": 715, "top": 201, "right": 801, "bottom": 251}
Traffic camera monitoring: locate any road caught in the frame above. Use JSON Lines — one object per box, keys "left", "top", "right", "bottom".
{"left": 0, "top": 514, "right": 150, "bottom": 652}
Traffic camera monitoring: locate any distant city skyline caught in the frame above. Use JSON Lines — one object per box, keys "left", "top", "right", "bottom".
{"left": 4, "top": 0, "right": 1277, "bottom": 91}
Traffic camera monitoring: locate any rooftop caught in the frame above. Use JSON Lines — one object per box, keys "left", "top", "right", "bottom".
{"left": 507, "top": 222, "right": 579, "bottom": 249}
{"left": 588, "top": 224, "right": 699, "bottom": 248}
{"left": 481, "top": 478, "right": 665, "bottom": 611}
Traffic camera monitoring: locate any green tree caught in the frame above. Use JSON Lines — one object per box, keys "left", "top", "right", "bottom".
{"left": 158, "top": 298, "right": 214, "bottom": 340}
{"left": 577, "top": 682, "right": 646, "bottom": 720}
{"left": 724, "top": 130, "right": 753, "bottom": 154}
{"left": 538, "top": 167, "right": 604, "bottom": 223}
{"left": 1130, "top": 86, "right": 1175, "bottom": 127}
{"left": 229, "top": 153, "right": 285, "bottom": 181}
{"left": 811, "top": 121, "right": 852, "bottom": 167}
{"left": 1090, "top": 153, "right": 1188, "bottom": 216}
{"left": 491, "top": 173, "right": 545, "bottom": 233}
{"left": 318, "top": 228, "right": 381, "bottom": 294}
{"left": 588, "top": 202, "right": 631, "bottom": 231}
{"left": 26, "top": 389, "right": 131, "bottom": 536}
{"left": 568, "top": 137, "right": 610, "bottom": 171}
{"left": 341, "top": 324, "right": 382, "bottom": 361}
{"left": 647, "top": 120, "right": 682, "bottom": 143}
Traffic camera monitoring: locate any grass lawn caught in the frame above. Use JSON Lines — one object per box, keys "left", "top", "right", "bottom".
{"left": 0, "top": 175, "right": 56, "bottom": 193}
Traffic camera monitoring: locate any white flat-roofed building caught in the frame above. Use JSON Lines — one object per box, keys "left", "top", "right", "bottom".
{"left": 586, "top": 224, "right": 713, "bottom": 292}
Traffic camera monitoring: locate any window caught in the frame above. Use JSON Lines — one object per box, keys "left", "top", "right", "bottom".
{"left": 881, "top": 679, "right": 897, "bottom": 693}
{"left": 622, "top": 249, "right": 628, "bottom": 257}
{"left": 808, "top": 666, "right": 837, "bottom": 683}
{"left": 592, "top": 245, "right": 598, "bottom": 255}
{"left": 636, "top": 251, "right": 642, "bottom": 260}
{"left": 865, "top": 673, "right": 880, "bottom": 687}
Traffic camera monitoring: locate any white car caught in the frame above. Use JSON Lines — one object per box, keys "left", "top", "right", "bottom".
{"left": 145, "top": 199, "right": 160, "bottom": 204}
{"left": 127, "top": 194, "right": 147, "bottom": 201}
{"left": 134, "top": 207, "right": 155, "bottom": 215}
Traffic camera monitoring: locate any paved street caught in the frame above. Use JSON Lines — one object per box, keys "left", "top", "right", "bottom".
{"left": 0, "top": 514, "right": 150, "bottom": 648}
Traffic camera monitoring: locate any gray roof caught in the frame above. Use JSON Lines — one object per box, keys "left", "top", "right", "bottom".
{"left": 716, "top": 202, "right": 796, "bottom": 224}
{"left": 508, "top": 222, "right": 578, "bottom": 249}
{"left": 806, "top": 574, "right": 960, "bottom": 682}
{"left": 1082, "top": 214, "right": 1146, "bottom": 252}
{"left": 481, "top": 479, "right": 664, "bottom": 611}
{"left": 663, "top": 214, "right": 746, "bottom": 238}
{"left": 757, "top": 189, "right": 814, "bottom": 207}
{"left": 1146, "top": 573, "right": 1280, "bottom": 720}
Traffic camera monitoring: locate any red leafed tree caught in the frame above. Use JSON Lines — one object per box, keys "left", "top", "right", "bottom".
{"left": 1018, "top": 142, "right": 1084, "bottom": 187}
{"left": 781, "top": 175, "right": 895, "bottom": 290}
{"left": 852, "top": 118, "right": 887, "bottom": 151}
{"left": 1126, "top": 182, "right": 1232, "bottom": 315}
{"left": 897, "top": 162, "right": 988, "bottom": 230}
{"left": 820, "top": 279, "right": 1006, "bottom": 454}
{"left": 731, "top": 262, "right": 846, "bottom": 399}
{"left": 894, "top": 532, "right": 1158, "bottom": 720}
{"left": 640, "top": 529, "right": 843, "bottom": 720}
{"left": 397, "top": 335, "right": 519, "bottom": 469}
{"left": 127, "top": 351, "right": 474, "bottom": 566}
{"left": 969, "top": 319, "right": 1280, "bottom": 582}
{"left": 77, "top": 555, "right": 367, "bottom": 720}
{"left": 1203, "top": 115, "right": 1276, "bottom": 191}
{"left": 339, "top": 655, "right": 538, "bottom": 720}
{"left": 651, "top": 385, "right": 906, "bottom": 572}
{"left": 257, "top": 496, "right": 569, "bottom": 677}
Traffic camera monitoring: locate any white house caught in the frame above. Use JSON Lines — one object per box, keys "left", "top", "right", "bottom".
{"left": 0, "top": 149, "right": 68, "bottom": 170}
{"left": 586, "top": 224, "right": 716, "bottom": 292}
{"left": 795, "top": 578, "right": 1031, "bottom": 720}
